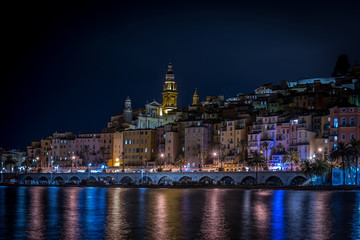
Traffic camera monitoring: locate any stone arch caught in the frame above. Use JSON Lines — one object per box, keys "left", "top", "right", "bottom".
{"left": 158, "top": 176, "right": 173, "bottom": 185}
{"left": 290, "top": 176, "right": 307, "bottom": 186}
{"left": 265, "top": 176, "right": 284, "bottom": 186}
{"left": 241, "top": 176, "right": 256, "bottom": 185}
{"left": 219, "top": 176, "right": 235, "bottom": 185}
{"left": 87, "top": 176, "right": 97, "bottom": 182}
{"left": 24, "top": 176, "right": 34, "bottom": 184}
{"left": 102, "top": 176, "right": 116, "bottom": 184}
{"left": 199, "top": 176, "right": 214, "bottom": 185}
{"left": 69, "top": 176, "right": 81, "bottom": 184}
{"left": 119, "top": 176, "right": 135, "bottom": 185}
{"left": 37, "top": 176, "right": 49, "bottom": 184}
{"left": 139, "top": 176, "right": 153, "bottom": 184}
{"left": 53, "top": 176, "right": 66, "bottom": 184}
{"left": 24, "top": 176, "right": 34, "bottom": 181}
{"left": 179, "top": 176, "right": 192, "bottom": 183}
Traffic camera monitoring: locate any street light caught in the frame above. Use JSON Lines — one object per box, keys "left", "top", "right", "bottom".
{"left": 50, "top": 160, "right": 54, "bottom": 183}
{"left": 213, "top": 151, "right": 223, "bottom": 171}
{"left": 161, "top": 153, "right": 165, "bottom": 168}
{"left": 88, "top": 163, "right": 92, "bottom": 179}
{"left": 36, "top": 157, "right": 40, "bottom": 172}
{"left": 71, "top": 156, "right": 75, "bottom": 173}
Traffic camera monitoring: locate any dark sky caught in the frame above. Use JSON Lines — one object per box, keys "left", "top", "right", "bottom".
{"left": 1, "top": 1, "right": 360, "bottom": 150}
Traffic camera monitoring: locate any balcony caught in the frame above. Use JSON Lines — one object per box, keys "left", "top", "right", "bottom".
{"left": 340, "top": 124, "right": 356, "bottom": 128}
{"left": 297, "top": 141, "right": 309, "bottom": 145}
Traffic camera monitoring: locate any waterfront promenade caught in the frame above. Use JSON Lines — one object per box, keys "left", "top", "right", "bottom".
{"left": 16, "top": 171, "right": 306, "bottom": 186}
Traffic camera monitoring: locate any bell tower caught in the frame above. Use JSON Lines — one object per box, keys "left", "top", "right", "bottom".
{"left": 162, "top": 63, "right": 178, "bottom": 114}
{"left": 192, "top": 88, "right": 199, "bottom": 105}
{"left": 124, "top": 96, "right": 132, "bottom": 124}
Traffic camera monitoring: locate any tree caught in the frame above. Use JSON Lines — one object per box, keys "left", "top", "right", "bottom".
{"left": 175, "top": 154, "right": 186, "bottom": 172}
{"left": 99, "top": 146, "right": 106, "bottom": 165}
{"left": 120, "top": 152, "right": 125, "bottom": 172}
{"left": 330, "top": 141, "right": 351, "bottom": 185}
{"left": 260, "top": 141, "right": 270, "bottom": 162}
{"left": 349, "top": 138, "right": 360, "bottom": 185}
{"left": 81, "top": 145, "right": 91, "bottom": 165}
{"left": 5, "top": 155, "right": 16, "bottom": 172}
{"left": 312, "top": 158, "right": 329, "bottom": 185}
{"left": 332, "top": 54, "right": 350, "bottom": 77}
{"left": 300, "top": 160, "right": 314, "bottom": 185}
{"left": 197, "top": 151, "right": 207, "bottom": 170}
{"left": 240, "top": 140, "right": 248, "bottom": 164}
{"left": 281, "top": 149, "right": 301, "bottom": 171}
{"left": 245, "top": 150, "right": 267, "bottom": 184}
{"left": 22, "top": 156, "right": 32, "bottom": 173}
{"left": 326, "top": 157, "right": 339, "bottom": 186}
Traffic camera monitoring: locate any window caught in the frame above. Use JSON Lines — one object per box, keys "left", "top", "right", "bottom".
{"left": 334, "top": 118, "right": 338, "bottom": 128}
{"left": 350, "top": 134, "right": 355, "bottom": 140}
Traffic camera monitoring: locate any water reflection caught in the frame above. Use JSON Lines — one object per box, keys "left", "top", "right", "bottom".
{"left": 105, "top": 188, "right": 130, "bottom": 240}
{"left": 27, "top": 187, "right": 46, "bottom": 240}
{"left": 253, "top": 191, "right": 271, "bottom": 239}
{"left": 200, "top": 189, "right": 229, "bottom": 240}
{"left": 352, "top": 192, "right": 360, "bottom": 239}
{"left": 62, "top": 187, "right": 80, "bottom": 240}
{"left": 1, "top": 187, "right": 360, "bottom": 239}
{"left": 271, "top": 190, "right": 286, "bottom": 240}
{"left": 311, "top": 192, "right": 333, "bottom": 240}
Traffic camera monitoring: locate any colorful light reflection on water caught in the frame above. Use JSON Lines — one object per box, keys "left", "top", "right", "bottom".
{"left": 1, "top": 186, "right": 360, "bottom": 239}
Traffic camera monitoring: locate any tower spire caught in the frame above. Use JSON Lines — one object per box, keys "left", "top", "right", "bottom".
{"left": 193, "top": 88, "right": 199, "bottom": 105}
{"left": 162, "top": 63, "right": 178, "bottom": 114}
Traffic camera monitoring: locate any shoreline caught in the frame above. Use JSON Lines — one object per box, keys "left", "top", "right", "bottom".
{"left": 1, "top": 183, "right": 360, "bottom": 191}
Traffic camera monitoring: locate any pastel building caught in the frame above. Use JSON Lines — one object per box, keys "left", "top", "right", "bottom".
{"left": 100, "top": 132, "right": 114, "bottom": 165}
{"left": 74, "top": 133, "right": 101, "bottom": 165}
{"left": 184, "top": 123, "right": 212, "bottom": 168}
{"left": 248, "top": 115, "right": 278, "bottom": 158}
{"left": 123, "top": 129, "right": 157, "bottom": 166}
{"left": 112, "top": 131, "right": 124, "bottom": 167}
{"left": 50, "top": 132, "right": 76, "bottom": 167}
{"left": 330, "top": 105, "right": 360, "bottom": 146}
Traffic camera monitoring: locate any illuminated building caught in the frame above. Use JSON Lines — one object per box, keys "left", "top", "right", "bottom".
{"left": 162, "top": 63, "right": 178, "bottom": 114}
{"left": 123, "top": 129, "right": 157, "bottom": 166}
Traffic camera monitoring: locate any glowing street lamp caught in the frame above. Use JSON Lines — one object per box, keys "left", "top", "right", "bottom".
{"left": 160, "top": 153, "right": 165, "bottom": 167}
{"left": 88, "top": 163, "right": 92, "bottom": 179}
{"left": 36, "top": 157, "right": 40, "bottom": 172}
{"left": 71, "top": 156, "right": 75, "bottom": 173}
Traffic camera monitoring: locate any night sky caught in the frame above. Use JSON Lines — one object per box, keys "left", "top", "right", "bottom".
{"left": 1, "top": 1, "right": 360, "bottom": 150}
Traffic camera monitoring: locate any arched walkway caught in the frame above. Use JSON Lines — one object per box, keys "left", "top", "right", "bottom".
{"left": 102, "top": 176, "right": 116, "bottom": 184}
{"left": 87, "top": 176, "right": 97, "bottom": 182}
{"left": 179, "top": 176, "right": 192, "bottom": 183}
{"left": 265, "top": 176, "right": 284, "bottom": 186}
{"left": 24, "top": 176, "right": 34, "bottom": 181}
{"left": 241, "top": 176, "right": 256, "bottom": 185}
{"left": 158, "top": 176, "right": 173, "bottom": 185}
{"left": 24, "top": 176, "right": 34, "bottom": 184}
{"left": 37, "top": 176, "right": 49, "bottom": 184}
{"left": 139, "top": 176, "right": 153, "bottom": 184}
{"left": 69, "top": 176, "right": 81, "bottom": 184}
{"left": 119, "top": 176, "right": 135, "bottom": 185}
{"left": 219, "top": 176, "right": 235, "bottom": 185}
{"left": 290, "top": 176, "right": 307, "bottom": 186}
{"left": 53, "top": 176, "right": 65, "bottom": 185}
{"left": 199, "top": 176, "right": 214, "bottom": 185}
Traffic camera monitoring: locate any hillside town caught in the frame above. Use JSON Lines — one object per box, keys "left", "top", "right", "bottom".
{"left": 2, "top": 56, "right": 360, "bottom": 174}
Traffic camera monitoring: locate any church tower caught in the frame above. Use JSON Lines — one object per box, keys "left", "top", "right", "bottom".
{"left": 192, "top": 88, "right": 199, "bottom": 105}
{"left": 162, "top": 63, "right": 178, "bottom": 114}
{"left": 124, "top": 96, "right": 132, "bottom": 124}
